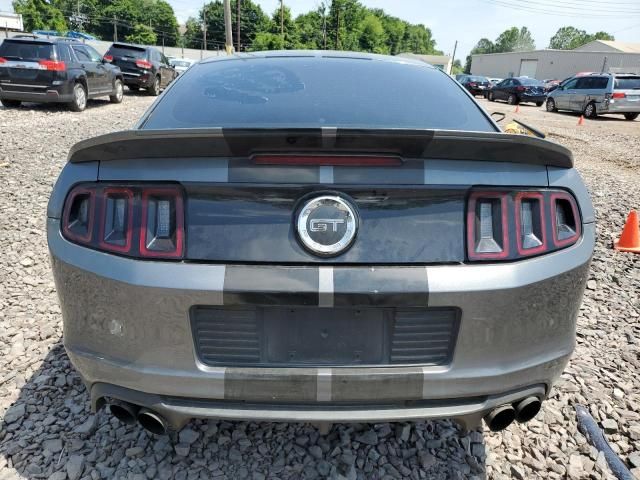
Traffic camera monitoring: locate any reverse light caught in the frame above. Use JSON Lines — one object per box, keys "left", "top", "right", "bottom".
{"left": 135, "top": 59, "right": 153, "bottom": 70}
{"left": 467, "top": 189, "right": 581, "bottom": 262}
{"left": 62, "top": 184, "right": 184, "bottom": 260}
{"left": 38, "top": 60, "right": 66, "bottom": 71}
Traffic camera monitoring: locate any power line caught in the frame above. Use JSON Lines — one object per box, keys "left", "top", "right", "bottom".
{"left": 479, "top": 0, "right": 640, "bottom": 17}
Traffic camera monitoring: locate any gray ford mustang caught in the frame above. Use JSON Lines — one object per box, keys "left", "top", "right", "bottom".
{"left": 47, "top": 51, "right": 594, "bottom": 436}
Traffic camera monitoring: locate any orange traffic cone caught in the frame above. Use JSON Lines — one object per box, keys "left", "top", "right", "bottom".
{"left": 514, "top": 105, "right": 520, "bottom": 113}
{"left": 577, "top": 115, "right": 585, "bottom": 126}
{"left": 614, "top": 210, "right": 640, "bottom": 253}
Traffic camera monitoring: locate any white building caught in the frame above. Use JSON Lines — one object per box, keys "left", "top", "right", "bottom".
{"left": 471, "top": 41, "right": 640, "bottom": 80}
{"left": 397, "top": 52, "right": 453, "bottom": 75}
{"left": 1, "top": 11, "right": 23, "bottom": 33}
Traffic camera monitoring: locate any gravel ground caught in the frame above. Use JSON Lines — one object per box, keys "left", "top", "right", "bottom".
{"left": 0, "top": 94, "right": 639, "bottom": 480}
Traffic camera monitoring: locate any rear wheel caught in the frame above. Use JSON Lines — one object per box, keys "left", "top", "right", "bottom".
{"left": 583, "top": 102, "right": 597, "bottom": 119}
{"left": 536, "top": 101, "right": 543, "bottom": 107}
{"left": 148, "top": 76, "right": 161, "bottom": 96}
{"left": 624, "top": 113, "right": 639, "bottom": 121}
{"left": 68, "top": 83, "right": 87, "bottom": 112}
{"left": 488, "top": 92, "right": 495, "bottom": 102}
{"left": 110, "top": 78, "right": 124, "bottom": 104}
{"left": 507, "top": 94, "right": 518, "bottom": 105}
{"left": 1, "top": 99, "right": 21, "bottom": 108}
{"left": 546, "top": 98, "right": 557, "bottom": 112}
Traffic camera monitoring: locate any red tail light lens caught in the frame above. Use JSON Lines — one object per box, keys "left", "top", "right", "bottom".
{"left": 611, "top": 92, "right": 626, "bottom": 99}
{"left": 103, "top": 54, "right": 113, "bottom": 63}
{"left": 62, "top": 184, "right": 184, "bottom": 260}
{"left": 135, "top": 59, "right": 153, "bottom": 70}
{"left": 0, "top": 57, "right": 7, "bottom": 64}
{"left": 467, "top": 189, "right": 581, "bottom": 262}
{"left": 38, "top": 60, "right": 66, "bottom": 71}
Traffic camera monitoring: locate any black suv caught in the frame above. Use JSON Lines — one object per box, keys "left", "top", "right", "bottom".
{"left": 104, "top": 43, "right": 176, "bottom": 95}
{"left": 0, "top": 37, "right": 124, "bottom": 111}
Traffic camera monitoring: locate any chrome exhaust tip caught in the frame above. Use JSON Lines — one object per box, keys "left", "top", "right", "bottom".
{"left": 137, "top": 408, "right": 168, "bottom": 435}
{"left": 109, "top": 400, "right": 139, "bottom": 425}
{"left": 484, "top": 404, "right": 516, "bottom": 432}
{"left": 514, "top": 396, "right": 542, "bottom": 423}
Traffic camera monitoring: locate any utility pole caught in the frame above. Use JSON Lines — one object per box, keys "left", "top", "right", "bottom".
{"left": 280, "top": 0, "right": 284, "bottom": 36}
{"left": 162, "top": 33, "right": 165, "bottom": 54}
{"left": 321, "top": 3, "right": 327, "bottom": 49}
{"left": 236, "top": 0, "right": 241, "bottom": 52}
{"left": 450, "top": 40, "right": 458, "bottom": 75}
{"left": 223, "top": 0, "right": 234, "bottom": 54}
{"left": 112, "top": 15, "right": 118, "bottom": 42}
{"left": 203, "top": 2, "right": 207, "bottom": 52}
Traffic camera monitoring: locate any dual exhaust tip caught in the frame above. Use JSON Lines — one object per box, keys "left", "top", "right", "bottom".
{"left": 484, "top": 396, "right": 541, "bottom": 432}
{"left": 109, "top": 400, "right": 168, "bottom": 435}
{"left": 109, "top": 396, "right": 541, "bottom": 435}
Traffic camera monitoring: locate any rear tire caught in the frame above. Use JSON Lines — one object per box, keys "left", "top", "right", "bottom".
{"left": 488, "top": 92, "right": 495, "bottom": 102}
{"left": 624, "top": 113, "right": 639, "bottom": 121}
{"left": 148, "top": 76, "right": 161, "bottom": 96}
{"left": 1, "top": 99, "right": 21, "bottom": 108}
{"left": 546, "top": 98, "right": 557, "bottom": 112}
{"left": 507, "top": 94, "right": 518, "bottom": 105}
{"left": 536, "top": 101, "right": 543, "bottom": 107}
{"left": 68, "top": 83, "right": 87, "bottom": 112}
{"left": 583, "top": 102, "right": 597, "bottom": 119}
{"left": 110, "top": 78, "right": 124, "bottom": 104}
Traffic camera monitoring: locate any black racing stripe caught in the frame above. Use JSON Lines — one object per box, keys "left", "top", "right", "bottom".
{"left": 333, "top": 267, "right": 428, "bottom": 307}
{"left": 224, "top": 265, "right": 319, "bottom": 306}
{"left": 225, "top": 368, "right": 317, "bottom": 401}
{"left": 333, "top": 159, "right": 425, "bottom": 185}
{"left": 331, "top": 367, "right": 424, "bottom": 401}
{"left": 228, "top": 158, "right": 319, "bottom": 183}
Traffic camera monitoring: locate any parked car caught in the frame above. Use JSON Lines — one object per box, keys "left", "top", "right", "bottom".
{"left": 103, "top": 43, "right": 177, "bottom": 95}
{"left": 546, "top": 73, "right": 640, "bottom": 120}
{"left": 487, "top": 77, "right": 546, "bottom": 106}
{"left": 488, "top": 77, "right": 503, "bottom": 86}
{"left": 0, "top": 37, "right": 124, "bottom": 111}
{"left": 48, "top": 51, "right": 593, "bottom": 436}
{"left": 542, "top": 79, "right": 560, "bottom": 91}
{"left": 170, "top": 58, "right": 196, "bottom": 75}
{"left": 459, "top": 75, "right": 491, "bottom": 97}
{"left": 455, "top": 73, "right": 468, "bottom": 82}
{"left": 66, "top": 31, "right": 97, "bottom": 41}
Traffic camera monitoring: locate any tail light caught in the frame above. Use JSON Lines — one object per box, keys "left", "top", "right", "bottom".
{"left": 38, "top": 60, "right": 66, "bottom": 71}
{"left": 611, "top": 92, "right": 626, "bottom": 99}
{"left": 467, "top": 189, "right": 581, "bottom": 262}
{"left": 469, "top": 82, "right": 477, "bottom": 87}
{"left": 516, "top": 86, "right": 526, "bottom": 92}
{"left": 135, "top": 59, "right": 153, "bottom": 70}
{"left": 0, "top": 57, "right": 7, "bottom": 64}
{"left": 62, "top": 184, "right": 184, "bottom": 260}
{"left": 103, "top": 54, "right": 113, "bottom": 63}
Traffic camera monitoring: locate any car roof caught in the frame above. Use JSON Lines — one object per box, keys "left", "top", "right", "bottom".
{"left": 110, "top": 42, "right": 153, "bottom": 51}
{"left": 2, "top": 37, "right": 84, "bottom": 46}
{"left": 199, "top": 50, "right": 436, "bottom": 68}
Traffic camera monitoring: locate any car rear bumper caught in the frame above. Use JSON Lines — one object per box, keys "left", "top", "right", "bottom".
{"left": 122, "top": 72, "right": 153, "bottom": 88}
{"left": 48, "top": 218, "right": 594, "bottom": 425}
{"left": 520, "top": 94, "right": 546, "bottom": 103}
{"left": 0, "top": 84, "right": 73, "bottom": 103}
{"left": 600, "top": 101, "right": 640, "bottom": 114}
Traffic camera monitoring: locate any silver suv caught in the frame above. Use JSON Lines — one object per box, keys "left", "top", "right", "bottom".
{"left": 546, "top": 73, "right": 640, "bottom": 121}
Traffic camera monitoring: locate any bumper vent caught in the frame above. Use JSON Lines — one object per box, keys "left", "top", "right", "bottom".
{"left": 390, "top": 309, "right": 458, "bottom": 365}
{"left": 192, "top": 307, "right": 458, "bottom": 367}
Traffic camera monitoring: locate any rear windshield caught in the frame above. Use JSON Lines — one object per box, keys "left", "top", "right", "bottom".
{"left": 142, "top": 56, "right": 495, "bottom": 132}
{"left": 615, "top": 77, "right": 640, "bottom": 90}
{"left": 171, "top": 60, "right": 191, "bottom": 67}
{"left": 518, "top": 78, "right": 543, "bottom": 86}
{"left": 466, "top": 76, "right": 488, "bottom": 82}
{"left": 107, "top": 44, "right": 147, "bottom": 59}
{"left": 0, "top": 40, "right": 54, "bottom": 61}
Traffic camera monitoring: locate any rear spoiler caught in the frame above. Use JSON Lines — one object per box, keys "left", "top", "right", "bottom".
{"left": 68, "top": 128, "right": 573, "bottom": 168}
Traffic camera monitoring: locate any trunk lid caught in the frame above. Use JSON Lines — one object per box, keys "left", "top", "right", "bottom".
{"left": 105, "top": 44, "right": 147, "bottom": 75}
{"left": 0, "top": 40, "right": 59, "bottom": 86}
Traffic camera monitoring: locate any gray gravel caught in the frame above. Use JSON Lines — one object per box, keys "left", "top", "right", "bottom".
{"left": 1, "top": 96, "right": 639, "bottom": 479}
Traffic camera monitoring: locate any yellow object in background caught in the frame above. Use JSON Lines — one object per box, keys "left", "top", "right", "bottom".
{"left": 504, "top": 121, "right": 532, "bottom": 135}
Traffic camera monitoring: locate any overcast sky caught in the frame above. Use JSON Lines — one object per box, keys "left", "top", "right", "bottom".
{"left": 1, "top": 0, "right": 638, "bottom": 59}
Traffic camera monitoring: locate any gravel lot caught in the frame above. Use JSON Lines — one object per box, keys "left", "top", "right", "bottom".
{"left": 0, "top": 94, "right": 639, "bottom": 480}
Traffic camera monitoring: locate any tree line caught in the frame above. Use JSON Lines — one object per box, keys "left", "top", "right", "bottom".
{"left": 12, "top": 0, "right": 442, "bottom": 56}
{"left": 465, "top": 26, "right": 614, "bottom": 72}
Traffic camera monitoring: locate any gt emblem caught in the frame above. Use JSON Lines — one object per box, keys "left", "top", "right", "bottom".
{"left": 296, "top": 195, "right": 358, "bottom": 257}
{"left": 310, "top": 218, "right": 345, "bottom": 232}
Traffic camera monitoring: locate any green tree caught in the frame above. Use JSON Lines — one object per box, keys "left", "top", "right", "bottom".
{"left": 251, "top": 32, "right": 285, "bottom": 51}
{"left": 464, "top": 38, "right": 495, "bottom": 73}
{"left": 372, "top": 11, "right": 406, "bottom": 55}
{"left": 202, "top": 0, "right": 268, "bottom": 51}
{"left": 549, "top": 26, "right": 614, "bottom": 50}
{"left": 328, "top": 0, "right": 366, "bottom": 50}
{"left": 125, "top": 23, "right": 157, "bottom": 45}
{"left": 13, "top": 0, "right": 68, "bottom": 32}
{"left": 184, "top": 17, "right": 204, "bottom": 49}
{"left": 358, "top": 13, "right": 387, "bottom": 53}
{"left": 451, "top": 59, "right": 463, "bottom": 75}
{"left": 495, "top": 26, "right": 535, "bottom": 52}
{"left": 401, "top": 24, "right": 438, "bottom": 54}
{"left": 295, "top": 9, "right": 326, "bottom": 49}
{"left": 264, "top": 5, "right": 298, "bottom": 50}
{"left": 141, "top": 0, "right": 179, "bottom": 46}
